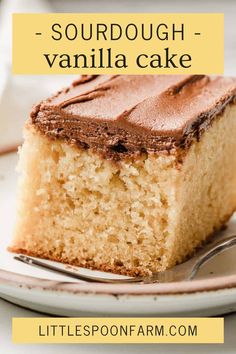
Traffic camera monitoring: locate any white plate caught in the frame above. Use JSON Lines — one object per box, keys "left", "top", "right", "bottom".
{"left": 1, "top": 152, "right": 236, "bottom": 316}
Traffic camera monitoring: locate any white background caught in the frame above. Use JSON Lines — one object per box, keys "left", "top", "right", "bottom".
{"left": 0, "top": 0, "right": 236, "bottom": 352}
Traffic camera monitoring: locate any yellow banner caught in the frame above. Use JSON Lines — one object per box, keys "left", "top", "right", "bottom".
{"left": 12, "top": 317, "right": 224, "bottom": 343}
{"left": 12, "top": 13, "right": 224, "bottom": 74}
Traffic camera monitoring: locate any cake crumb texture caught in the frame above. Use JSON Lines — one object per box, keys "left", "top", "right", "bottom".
{"left": 10, "top": 104, "right": 236, "bottom": 275}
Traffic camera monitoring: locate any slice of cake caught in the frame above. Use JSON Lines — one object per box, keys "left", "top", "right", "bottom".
{"left": 9, "top": 75, "right": 236, "bottom": 276}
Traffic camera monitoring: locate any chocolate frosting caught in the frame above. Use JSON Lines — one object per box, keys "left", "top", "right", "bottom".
{"left": 30, "top": 75, "right": 236, "bottom": 160}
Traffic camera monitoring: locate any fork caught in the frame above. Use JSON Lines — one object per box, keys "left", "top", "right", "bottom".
{"left": 14, "top": 234, "right": 236, "bottom": 284}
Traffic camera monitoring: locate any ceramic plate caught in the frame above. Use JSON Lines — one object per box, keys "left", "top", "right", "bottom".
{"left": 1, "top": 152, "right": 236, "bottom": 316}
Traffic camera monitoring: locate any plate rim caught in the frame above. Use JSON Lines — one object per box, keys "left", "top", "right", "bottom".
{"left": 1, "top": 268, "right": 236, "bottom": 296}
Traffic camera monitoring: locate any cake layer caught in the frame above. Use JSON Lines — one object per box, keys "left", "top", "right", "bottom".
{"left": 30, "top": 75, "right": 236, "bottom": 160}
{"left": 10, "top": 103, "right": 236, "bottom": 275}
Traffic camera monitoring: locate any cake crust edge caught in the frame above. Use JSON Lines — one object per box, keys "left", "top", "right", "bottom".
{"left": 8, "top": 211, "right": 234, "bottom": 278}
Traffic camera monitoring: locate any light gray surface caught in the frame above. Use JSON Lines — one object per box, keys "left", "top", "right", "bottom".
{"left": 1, "top": 0, "right": 236, "bottom": 352}
{"left": 0, "top": 297, "right": 236, "bottom": 353}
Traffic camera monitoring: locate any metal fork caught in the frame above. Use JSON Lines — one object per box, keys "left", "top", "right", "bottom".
{"left": 14, "top": 234, "right": 236, "bottom": 284}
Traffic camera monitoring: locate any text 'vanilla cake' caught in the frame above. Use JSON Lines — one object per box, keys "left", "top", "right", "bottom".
{"left": 9, "top": 75, "right": 236, "bottom": 276}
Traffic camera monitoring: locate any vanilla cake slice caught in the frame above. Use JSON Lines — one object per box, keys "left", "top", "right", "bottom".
{"left": 9, "top": 75, "right": 236, "bottom": 276}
